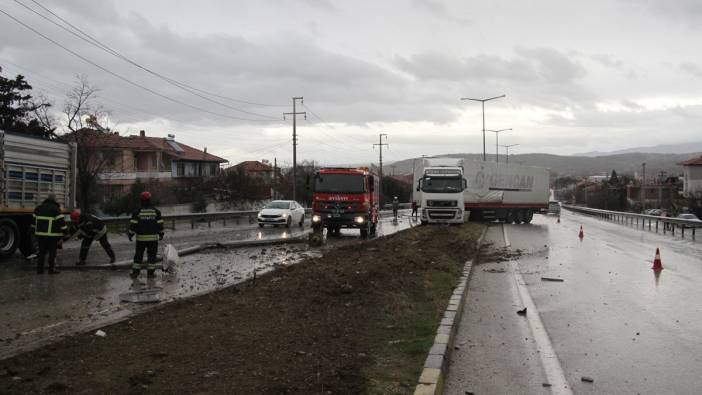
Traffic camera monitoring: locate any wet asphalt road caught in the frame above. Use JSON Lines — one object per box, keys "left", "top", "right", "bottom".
{"left": 0, "top": 211, "right": 413, "bottom": 359}
{"left": 508, "top": 210, "right": 702, "bottom": 394}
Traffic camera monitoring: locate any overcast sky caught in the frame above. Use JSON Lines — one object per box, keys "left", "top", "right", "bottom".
{"left": 2, "top": 0, "right": 702, "bottom": 166}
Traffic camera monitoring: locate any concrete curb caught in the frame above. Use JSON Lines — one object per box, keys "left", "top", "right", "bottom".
{"left": 413, "top": 225, "right": 489, "bottom": 395}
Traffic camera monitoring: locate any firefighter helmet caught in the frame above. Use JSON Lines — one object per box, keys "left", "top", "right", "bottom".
{"left": 140, "top": 191, "right": 152, "bottom": 201}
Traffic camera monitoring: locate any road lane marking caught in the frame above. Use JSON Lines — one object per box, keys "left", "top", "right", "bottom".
{"left": 505, "top": 225, "right": 572, "bottom": 395}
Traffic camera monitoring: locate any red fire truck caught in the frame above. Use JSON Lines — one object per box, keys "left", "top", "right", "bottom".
{"left": 310, "top": 167, "right": 379, "bottom": 237}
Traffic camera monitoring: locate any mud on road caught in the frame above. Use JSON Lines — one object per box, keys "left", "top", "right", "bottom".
{"left": 0, "top": 223, "right": 483, "bottom": 394}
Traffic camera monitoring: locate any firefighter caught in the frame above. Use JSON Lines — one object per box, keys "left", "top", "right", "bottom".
{"left": 70, "top": 210, "right": 116, "bottom": 265}
{"left": 128, "top": 191, "right": 164, "bottom": 278}
{"left": 32, "top": 194, "right": 68, "bottom": 274}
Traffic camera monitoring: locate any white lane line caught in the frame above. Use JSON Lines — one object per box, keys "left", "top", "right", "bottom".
{"left": 505, "top": 225, "right": 572, "bottom": 395}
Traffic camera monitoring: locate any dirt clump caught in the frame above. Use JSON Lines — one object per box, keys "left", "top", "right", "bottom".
{"left": 0, "top": 224, "right": 482, "bottom": 394}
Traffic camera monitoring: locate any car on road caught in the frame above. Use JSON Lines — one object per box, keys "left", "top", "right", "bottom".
{"left": 547, "top": 200, "right": 561, "bottom": 215}
{"left": 257, "top": 200, "right": 305, "bottom": 228}
{"left": 644, "top": 208, "right": 662, "bottom": 216}
{"left": 676, "top": 213, "right": 702, "bottom": 228}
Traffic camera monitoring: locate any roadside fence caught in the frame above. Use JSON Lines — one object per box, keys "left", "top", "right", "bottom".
{"left": 563, "top": 205, "right": 701, "bottom": 241}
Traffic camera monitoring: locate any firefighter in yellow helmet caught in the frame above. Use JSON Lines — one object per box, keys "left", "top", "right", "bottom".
{"left": 127, "top": 191, "right": 164, "bottom": 278}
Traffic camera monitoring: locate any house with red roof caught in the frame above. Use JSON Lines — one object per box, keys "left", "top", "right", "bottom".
{"left": 82, "top": 129, "right": 227, "bottom": 195}
{"left": 227, "top": 160, "right": 277, "bottom": 181}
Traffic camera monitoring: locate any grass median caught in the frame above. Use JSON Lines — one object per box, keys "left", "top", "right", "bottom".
{"left": 0, "top": 223, "right": 484, "bottom": 394}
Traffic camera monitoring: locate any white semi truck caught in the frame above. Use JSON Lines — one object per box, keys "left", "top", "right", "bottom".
{"left": 0, "top": 131, "right": 77, "bottom": 258}
{"left": 412, "top": 157, "right": 467, "bottom": 224}
{"left": 462, "top": 160, "right": 549, "bottom": 223}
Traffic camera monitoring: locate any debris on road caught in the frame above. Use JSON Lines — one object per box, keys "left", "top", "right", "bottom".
{"left": 94, "top": 330, "right": 106, "bottom": 337}
{"left": 119, "top": 288, "right": 162, "bottom": 303}
{"left": 516, "top": 308, "right": 527, "bottom": 316}
{"left": 581, "top": 376, "right": 594, "bottom": 383}
{"left": 483, "top": 268, "right": 506, "bottom": 273}
{"left": 541, "top": 277, "right": 565, "bottom": 282}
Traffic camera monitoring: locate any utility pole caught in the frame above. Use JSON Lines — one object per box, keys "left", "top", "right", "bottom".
{"left": 273, "top": 157, "right": 277, "bottom": 199}
{"left": 641, "top": 162, "right": 646, "bottom": 211}
{"left": 373, "top": 133, "right": 389, "bottom": 205}
{"left": 283, "top": 97, "right": 306, "bottom": 201}
{"left": 460, "top": 94, "right": 506, "bottom": 161}
{"left": 499, "top": 144, "right": 519, "bottom": 164}
{"left": 487, "top": 128, "right": 512, "bottom": 163}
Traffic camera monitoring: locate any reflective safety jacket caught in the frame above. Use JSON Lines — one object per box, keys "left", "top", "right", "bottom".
{"left": 33, "top": 200, "right": 68, "bottom": 238}
{"left": 74, "top": 214, "right": 108, "bottom": 240}
{"left": 128, "top": 205, "right": 164, "bottom": 242}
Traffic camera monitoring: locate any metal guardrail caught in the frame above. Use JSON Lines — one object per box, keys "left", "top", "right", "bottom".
{"left": 563, "top": 204, "right": 701, "bottom": 241}
{"left": 100, "top": 207, "right": 404, "bottom": 231}
{"left": 101, "top": 209, "right": 314, "bottom": 231}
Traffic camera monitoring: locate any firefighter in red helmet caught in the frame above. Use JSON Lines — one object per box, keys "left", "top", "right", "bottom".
{"left": 127, "top": 191, "right": 164, "bottom": 278}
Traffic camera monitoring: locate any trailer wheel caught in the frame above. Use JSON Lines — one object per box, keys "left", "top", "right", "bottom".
{"left": 505, "top": 210, "right": 515, "bottom": 224}
{"left": 0, "top": 218, "right": 20, "bottom": 259}
{"left": 523, "top": 210, "right": 534, "bottom": 224}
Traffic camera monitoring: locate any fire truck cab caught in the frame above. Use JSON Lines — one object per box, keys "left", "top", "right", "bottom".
{"left": 310, "top": 167, "right": 379, "bottom": 238}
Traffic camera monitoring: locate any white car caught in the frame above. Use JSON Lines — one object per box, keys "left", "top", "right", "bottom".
{"left": 676, "top": 213, "right": 702, "bottom": 228}
{"left": 257, "top": 200, "right": 305, "bottom": 228}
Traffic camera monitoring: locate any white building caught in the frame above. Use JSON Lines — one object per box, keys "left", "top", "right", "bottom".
{"left": 679, "top": 155, "right": 702, "bottom": 198}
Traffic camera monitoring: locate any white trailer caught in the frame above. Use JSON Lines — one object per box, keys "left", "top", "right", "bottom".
{"left": 462, "top": 160, "right": 549, "bottom": 223}
{"left": 0, "top": 131, "right": 77, "bottom": 258}
{"left": 413, "top": 157, "right": 467, "bottom": 224}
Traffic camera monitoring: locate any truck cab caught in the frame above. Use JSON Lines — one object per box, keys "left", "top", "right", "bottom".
{"left": 310, "top": 167, "right": 379, "bottom": 237}
{"left": 415, "top": 159, "right": 467, "bottom": 224}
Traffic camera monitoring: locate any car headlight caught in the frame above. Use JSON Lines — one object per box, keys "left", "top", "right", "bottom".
{"left": 354, "top": 216, "right": 365, "bottom": 224}
{"left": 281, "top": 213, "right": 288, "bottom": 218}
{"left": 312, "top": 215, "right": 321, "bottom": 223}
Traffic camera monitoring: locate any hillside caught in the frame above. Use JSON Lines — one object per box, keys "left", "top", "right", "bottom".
{"left": 575, "top": 141, "right": 702, "bottom": 157}
{"left": 387, "top": 152, "right": 701, "bottom": 177}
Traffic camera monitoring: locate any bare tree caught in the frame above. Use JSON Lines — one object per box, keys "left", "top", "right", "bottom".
{"left": 61, "top": 75, "right": 113, "bottom": 211}
{"left": 30, "top": 93, "right": 56, "bottom": 134}
{"left": 63, "top": 74, "right": 111, "bottom": 132}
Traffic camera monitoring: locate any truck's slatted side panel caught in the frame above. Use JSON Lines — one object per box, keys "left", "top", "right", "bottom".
{"left": 1, "top": 133, "right": 72, "bottom": 209}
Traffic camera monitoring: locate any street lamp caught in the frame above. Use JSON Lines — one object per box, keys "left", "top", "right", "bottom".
{"left": 499, "top": 144, "right": 519, "bottom": 164}
{"left": 460, "top": 94, "right": 506, "bottom": 161}
{"left": 486, "top": 128, "right": 512, "bottom": 163}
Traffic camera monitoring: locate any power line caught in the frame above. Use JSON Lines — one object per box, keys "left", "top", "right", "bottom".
{"left": 19, "top": 0, "right": 286, "bottom": 111}
{"left": 0, "top": 7, "right": 276, "bottom": 123}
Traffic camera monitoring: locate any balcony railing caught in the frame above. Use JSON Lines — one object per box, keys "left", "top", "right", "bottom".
{"left": 98, "top": 171, "right": 172, "bottom": 180}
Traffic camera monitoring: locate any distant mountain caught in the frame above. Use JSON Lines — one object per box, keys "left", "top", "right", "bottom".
{"left": 386, "top": 152, "right": 702, "bottom": 178}
{"left": 575, "top": 141, "right": 702, "bottom": 157}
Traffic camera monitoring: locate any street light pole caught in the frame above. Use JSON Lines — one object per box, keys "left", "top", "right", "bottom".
{"left": 460, "top": 94, "right": 506, "bottom": 161}
{"left": 486, "top": 128, "right": 512, "bottom": 163}
{"left": 499, "top": 144, "right": 519, "bottom": 164}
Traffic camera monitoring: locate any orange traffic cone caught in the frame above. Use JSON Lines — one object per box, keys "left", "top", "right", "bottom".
{"left": 578, "top": 225, "right": 584, "bottom": 239}
{"left": 652, "top": 248, "right": 663, "bottom": 271}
